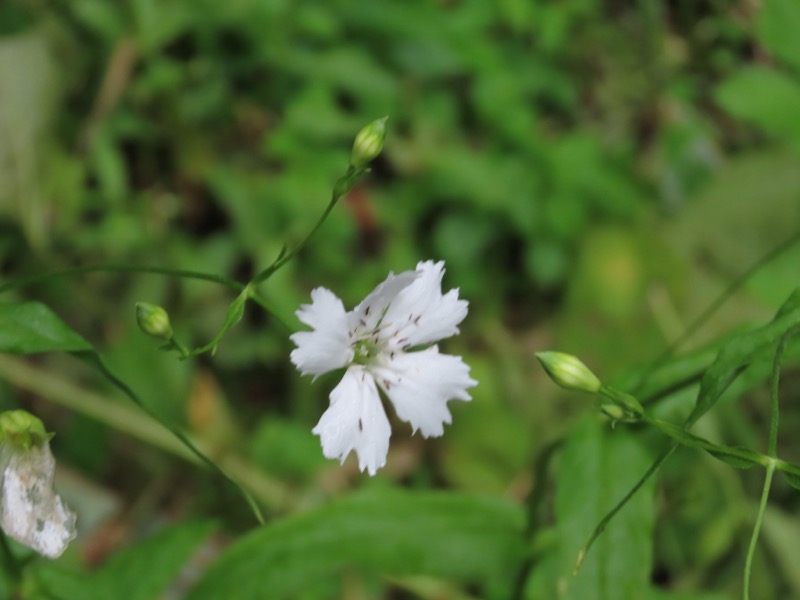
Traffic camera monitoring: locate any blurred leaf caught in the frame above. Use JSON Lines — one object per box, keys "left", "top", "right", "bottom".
{"left": 29, "top": 521, "right": 216, "bottom": 600}
{"left": 555, "top": 416, "right": 655, "bottom": 600}
{"left": 187, "top": 489, "right": 525, "bottom": 599}
{"left": 0, "top": 302, "right": 92, "bottom": 354}
{"left": 89, "top": 521, "right": 216, "bottom": 600}
{"left": 89, "top": 127, "right": 129, "bottom": 204}
{"left": 26, "top": 563, "right": 93, "bottom": 600}
{"left": 665, "top": 149, "right": 800, "bottom": 310}
{"left": 0, "top": 27, "right": 59, "bottom": 248}
{"left": 761, "top": 506, "right": 800, "bottom": 596}
{"left": 69, "top": 0, "right": 126, "bottom": 40}
{"left": 647, "top": 589, "right": 731, "bottom": 600}
{"left": 249, "top": 416, "right": 326, "bottom": 481}
{"left": 757, "top": 0, "right": 800, "bottom": 72}
{"left": 715, "top": 67, "right": 800, "bottom": 144}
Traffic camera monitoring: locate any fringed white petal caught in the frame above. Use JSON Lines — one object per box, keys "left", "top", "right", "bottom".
{"left": 374, "top": 346, "right": 476, "bottom": 438}
{"left": 383, "top": 261, "right": 468, "bottom": 348}
{"left": 312, "top": 367, "right": 391, "bottom": 476}
{"left": 290, "top": 288, "right": 352, "bottom": 376}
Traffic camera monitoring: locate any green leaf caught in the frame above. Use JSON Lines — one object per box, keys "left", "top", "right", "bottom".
{"left": 689, "top": 289, "right": 800, "bottom": 425}
{"left": 555, "top": 416, "right": 655, "bottom": 600}
{"left": 28, "top": 522, "right": 215, "bottom": 600}
{"left": 186, "top": 489, "right": 525, "bottom": 600}
{"left": 704, "top": 449, "right": 760, "bottom": 469}
{"left": 757, "top": 0, "right": 800, "bottom": 72}
{"left": 776, "top": 459, "right": 800, "bottom": 490}
{"left": 649, "top": 418, "right": 761, "bottom": 469}
{"left": 0, "top": 301, "right": 262, "bottom": 523}
{"left": 0, "top": 302, "right": 92, "bottom": 354}
{"left": 761, "top": 506, "right": 800, "bottom": 596}
{"left": 781, "top": 472, "right": 800, "bottom": 491}
{"left": 89, "top": 521, "right": 216, "bottom": 600}
{"left": 715, "top": 67, "right": 800, "bottom": 143}
{"left": 27, "top": 563, "right": 94, "bottom": 600}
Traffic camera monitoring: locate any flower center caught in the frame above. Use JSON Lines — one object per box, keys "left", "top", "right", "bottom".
{"left": 352, "top": 337, "right": 381, "bottom": 365}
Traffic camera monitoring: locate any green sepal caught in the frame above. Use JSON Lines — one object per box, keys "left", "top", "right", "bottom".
{"left": 0, "top": 409, "right": 53, "bottom": 450}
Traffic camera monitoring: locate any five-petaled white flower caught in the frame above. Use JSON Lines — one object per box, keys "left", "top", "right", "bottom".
{"left": 290, "top": 260, "right": 477, "bottom": 475}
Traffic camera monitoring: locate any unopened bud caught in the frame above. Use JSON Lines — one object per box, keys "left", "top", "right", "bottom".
{"left": 600, "top": 403, "right": 626, "bottom": 423}
{"left": 536, "top": 351, "right": 602, "bottom": 394}
{"left": 350, "top": 116, "right": 387, "bottom": 167}
{"left": 0, "top": 410, "right": 52, "bottom": 451}
{"left": 136, "top": 302, "right": 173, "bottom": 341}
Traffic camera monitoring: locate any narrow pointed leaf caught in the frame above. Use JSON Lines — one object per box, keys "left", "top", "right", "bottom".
{"left": 689, "top": 289, "right": 800, "bottom": 425}
{"left": 777, "top": 460, "right": 800, "bottom": 491}
{"left": 0, "top": 301, "right": 262, "bottom": 523}
{"left": 650, "top": 418, "right": 761, "bottom": 469}
{"left": 0, "top": 302, "right": 92, "bottom": 354}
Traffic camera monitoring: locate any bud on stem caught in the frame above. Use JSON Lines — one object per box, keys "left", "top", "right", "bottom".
{"left": 350, "top": 116, "right": 388, "bottom": 168}
{"left": 136, "top": 302, "right": 174, "bottom": 341}
{"left": 536, "top": 351, "right": 602, "bottom": 393}
{"left": 0, "top": 410, "right": 52, "bottom": 450}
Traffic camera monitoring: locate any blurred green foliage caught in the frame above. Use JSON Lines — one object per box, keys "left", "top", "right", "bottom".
{"left": 1, "top": 0, "right": 800, "bottom": 598}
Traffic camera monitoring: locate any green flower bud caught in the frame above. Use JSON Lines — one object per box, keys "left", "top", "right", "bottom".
{"left": 536, "top": 351, "right": 602, "bottom": 394}
{"left": 600, "top": 403, "right": 626, "bottom": 423}
{"left": 0, "top": 410, "right": 53, "bottom": 450}
{"left": 350, "top": 116, "right": 388, "bottom": 167}
{"left": 598, "top": 385, "right": 644, "bottom": 418}
{"left": 136, "top": 302, "right": 173, "bottom": 341}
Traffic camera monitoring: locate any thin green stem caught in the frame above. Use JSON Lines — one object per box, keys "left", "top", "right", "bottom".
{"left": 0, "top": 262, "right": 295, "bottom": 351}
{"left": 667, "top": 230, "right": 800, "bottom": 357}
{"left": 743, "top": 460, "right": 775, "bottom": 600}
{"left": 0, "top": 354, "right": 292, "bottom": 511}
{"left": 251, "top": 165, "right": 367, "bottom": 285}
{"left": 769, "top": 326, "right": 799, "bottom": 457}
{"left": 629, "top": 229, "right": 800, "bottom": 397}
{"left": 576, "top": 444, "right": 676, "bottom": 573}
{"left": 0, "top": 264, "right": 245, "bottom": 295}
{"left": 82, "top": 352, "right": 266, "bottom": 524}
{"left": 572, "top": 230, "right": 800, "bottom": 571}
{"left": 249, "top": 291, "right": 293, "bottom": 333}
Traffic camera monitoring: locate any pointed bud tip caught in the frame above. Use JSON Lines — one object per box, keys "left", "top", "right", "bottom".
{"left": 536, "top": 351, "right": 602, "bottom": 394}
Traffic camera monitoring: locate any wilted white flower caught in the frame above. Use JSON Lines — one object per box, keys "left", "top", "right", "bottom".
{"left": 0, "top": 411, "right": 76, "bottom": 558}
{"left": 290, "top": 260, "right": 477, "bottom": 475}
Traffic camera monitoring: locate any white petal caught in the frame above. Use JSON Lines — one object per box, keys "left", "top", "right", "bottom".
{"left": 374, "top": 346, "right": 476, "bottom": 438}
{"left": 383, "top": 260, "right": 468, "bottom": 348}
{"left": 348, "top": 269, "right": 418, "bottom": 334}
{"left": 0, "top": 444, "right": 76, "bottom": 558}
{"left": 290, "top": 288, "right": 352, "bottom": 376}
{"left": 312, "top": 367, "right": 391, "bottom": 476}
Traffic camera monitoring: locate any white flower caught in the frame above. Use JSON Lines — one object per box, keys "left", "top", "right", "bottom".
{"left": 0, "top": 441, "right": 77, "bottom": 558}
{"left": 290, "top": 260, "right": 477, "bottom": 475}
